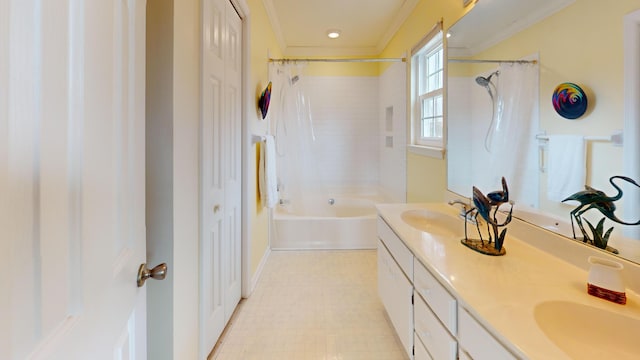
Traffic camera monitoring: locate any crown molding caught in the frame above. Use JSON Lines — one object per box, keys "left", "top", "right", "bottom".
{"left": 376, "top": 0, "right": 419, "bottom": 53}
{"left": 262, "top": 0, "right": 287, "bottom": 52}
{"left": 464, "top": 0, "right": 575, "bottom": 56}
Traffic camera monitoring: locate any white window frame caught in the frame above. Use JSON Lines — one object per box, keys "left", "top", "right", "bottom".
{"left": 409, "top": 23, "right": 446, "bottom": 159}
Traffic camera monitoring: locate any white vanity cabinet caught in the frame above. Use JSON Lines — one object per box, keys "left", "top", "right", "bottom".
{"left": 378, "top": 217, "right": 458, "bottom": 360}
{"left": 377, "top": 219, "right": 414, "bottom": 358}
{"left": 458, "top": 306, "right": 516, "bottom": 360}
{"left": 378, "top": 216, "right": 518, "bottom": 360}
{"left": 414, "top": 259, "right": 458, "bottom": 360}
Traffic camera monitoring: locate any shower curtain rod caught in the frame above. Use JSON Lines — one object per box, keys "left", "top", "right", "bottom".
{"left": 268, "top": 57, "right": 406, "bottom": 63}
{"left": 449, "top": 58, "right": 537, "bottom": 64}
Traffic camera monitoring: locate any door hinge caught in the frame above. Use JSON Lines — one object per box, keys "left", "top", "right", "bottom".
{"left": 411, "top": 293, "right": 414, "bottom": 305}
{"left": 412, "top": 345, "right": 415, "bottom": 356}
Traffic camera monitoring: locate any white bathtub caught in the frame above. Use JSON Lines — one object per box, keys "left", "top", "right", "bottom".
{"left": 271, "top": 192, "right": 385, "bottom": 250}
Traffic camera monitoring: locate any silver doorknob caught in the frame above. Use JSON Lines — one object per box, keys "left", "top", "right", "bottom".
{"left": 137, "top": 262, "right": 167, "bottom": 287}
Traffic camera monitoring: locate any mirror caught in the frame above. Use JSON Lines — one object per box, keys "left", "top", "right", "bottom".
{"left": 446, "top": 0, "right": 640, "bottom": 263}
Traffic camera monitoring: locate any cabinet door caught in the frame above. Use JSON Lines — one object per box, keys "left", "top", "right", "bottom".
{"left": 414, "top": 292, "right": 457, "bottom": 360}
{"left": 414, "top": 334, "right": 434, "bottom": 360}
{"left": 378, "top": 239, "right": 413, "bottom": 358}
{"left": 458, "top": 306, "right": 516, "bottom": 360}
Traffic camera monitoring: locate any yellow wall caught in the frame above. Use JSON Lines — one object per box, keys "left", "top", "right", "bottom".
{"left": 379, "top": 0, "right": 471, "bottom": 202}
{"left": 303, "top": 62, "right": 379, "bottom": 77}
{"left": 247, "top": 0, "right": 281, "bottom": 279}
{"left": 464, "top": 0, "right": 638, "bottom": 218}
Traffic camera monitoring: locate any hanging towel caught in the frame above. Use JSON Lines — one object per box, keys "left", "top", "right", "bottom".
{"left": 259, "top": 135, "right": 278, "bottom": 208}
{"left": 546, "top": 135, "right": 586, "bottom": 202}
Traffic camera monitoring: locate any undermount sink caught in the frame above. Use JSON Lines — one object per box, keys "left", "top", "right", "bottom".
{"left": 534, "top": 300, "right": 640, "bottom": 359}
{"left": 400, "top": 209, "right": 464, "bottom": 237}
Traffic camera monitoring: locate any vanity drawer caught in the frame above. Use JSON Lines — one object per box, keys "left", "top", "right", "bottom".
{"left": 414, "top": 258, "right": 457, "bottom": 334}
{"left": 378, "top": 217, "right": 413, "bottom": 280}
{"left": 458, "top": 306, "right": 516, "bottom": 360}
{"left": 378, "top": 239, "right": 414, "bottom": 358}
{"left": 414, "top": 291, "right": 457, "bottom": 360}
{"left": 414, "top": 332, "right": 434, "bottom": 360}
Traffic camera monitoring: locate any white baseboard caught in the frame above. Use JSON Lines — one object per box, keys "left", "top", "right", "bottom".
{"left": 248, "top": 247, "right": 271, "bottom": 296}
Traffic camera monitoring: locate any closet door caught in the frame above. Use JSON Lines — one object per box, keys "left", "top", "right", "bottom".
{"left": 200, "top": 0, "right": 242, "bottom": 356}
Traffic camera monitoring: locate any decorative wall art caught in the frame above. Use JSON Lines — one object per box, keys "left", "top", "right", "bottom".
{"left": 552, "top": 82, "right": 588, "bottom": 119}
{"left": 258, "top": 81, "right": 272, "bottom": 119}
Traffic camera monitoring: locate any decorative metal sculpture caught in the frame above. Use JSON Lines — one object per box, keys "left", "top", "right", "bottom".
{"left": 462, "top": 177, "right": 514, "bottom": 256}
{"left": 562, "top": 175, "right": 640, "bottom": 253}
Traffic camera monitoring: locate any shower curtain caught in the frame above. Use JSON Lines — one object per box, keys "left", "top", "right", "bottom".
{"left": 485, "top": 62, "right": 539, "bottom": 209}
{"left": 269, "top": 63, "right": 323, "bottom": 214}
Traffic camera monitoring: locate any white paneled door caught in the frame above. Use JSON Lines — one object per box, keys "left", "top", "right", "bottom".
{"left": 200, "top": 0, "right": 243, "bottom": 356}
{"left": 1, "top": 0, "right": 148, "bottom": 359}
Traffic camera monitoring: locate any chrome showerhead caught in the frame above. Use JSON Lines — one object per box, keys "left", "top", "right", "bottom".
{"left": 475, "top": 70, "right": 499, "bottom": 88}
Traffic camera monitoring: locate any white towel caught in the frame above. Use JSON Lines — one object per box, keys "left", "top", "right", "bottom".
{"left": 259, "top": 135, "right": 278, "bottom": 208}
{"left": 546, "top": 135, "right": 586, "bottom": 202}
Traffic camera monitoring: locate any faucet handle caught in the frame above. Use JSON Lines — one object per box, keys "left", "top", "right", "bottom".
{"left": 448, "top": 199, "right": 470, "bottom": 212}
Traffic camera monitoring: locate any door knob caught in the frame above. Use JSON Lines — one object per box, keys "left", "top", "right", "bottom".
{"left": 137, "top": 262, "right": 167, "bottom": 287}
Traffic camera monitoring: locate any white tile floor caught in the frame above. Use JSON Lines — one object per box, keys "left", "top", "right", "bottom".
{"left": 210, "top": 250, "right": 407, "bottom": 360}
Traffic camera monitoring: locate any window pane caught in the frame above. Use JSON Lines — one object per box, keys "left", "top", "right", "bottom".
{"left": 422, "top": 98, "right": 433, "bottom": 117}
{"left": 435, "top": 95, "right": 443, "bottom": 116}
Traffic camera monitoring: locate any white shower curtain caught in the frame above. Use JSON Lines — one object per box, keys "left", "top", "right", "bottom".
{"left": 486, "top": 62, "right": 539, "bottom": 209}
{"left": 269, "top": 63, "right": 323, "bottom": 214}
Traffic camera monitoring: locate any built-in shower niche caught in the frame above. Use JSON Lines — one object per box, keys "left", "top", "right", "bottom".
{"left": 385, "top": 106, "right": 394, "bottom": 148}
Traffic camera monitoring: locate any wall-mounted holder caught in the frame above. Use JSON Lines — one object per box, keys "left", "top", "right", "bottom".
{"left": 461, "top": 177, "right": 513, "bottom": 256}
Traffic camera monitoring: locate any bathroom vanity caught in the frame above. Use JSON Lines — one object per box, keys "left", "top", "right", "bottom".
{"left": 376, "top": 202, "right": 640, "bottom": 360}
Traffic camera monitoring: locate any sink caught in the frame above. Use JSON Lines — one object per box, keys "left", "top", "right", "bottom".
{"left": 534, "top": 300, "right": 640, "bottom": 359}
{"left": 400, "top": 209, "right": 464, "bottom": 237}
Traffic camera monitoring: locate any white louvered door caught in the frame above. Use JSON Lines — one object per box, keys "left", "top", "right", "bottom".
{"left": 1, "top": 0, "right": 147, "bottom": 359}
{"left": 200, "top": 0, "right": 242, "bottom": 356}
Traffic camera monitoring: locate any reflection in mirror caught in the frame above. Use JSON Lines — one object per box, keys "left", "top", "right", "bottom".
{"left": 446, "top": 0, "right": 640, "bottom": 263}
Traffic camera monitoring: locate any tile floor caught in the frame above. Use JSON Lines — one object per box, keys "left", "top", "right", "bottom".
{"left": 210, "top": 250, "right": 407, "bottom": 360}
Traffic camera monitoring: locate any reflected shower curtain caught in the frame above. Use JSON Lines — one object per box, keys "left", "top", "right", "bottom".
{"left": 269, "top": 63, "right": 322, "bottom": 214}
{"left": 486, "top": 62, "right": 539, "bottom": 208}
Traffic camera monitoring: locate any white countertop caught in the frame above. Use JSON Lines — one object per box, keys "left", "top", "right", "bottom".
{"left": 376, "top": 202, "right": 640, "bottom": 360}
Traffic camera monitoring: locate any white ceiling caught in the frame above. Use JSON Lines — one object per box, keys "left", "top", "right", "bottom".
{"left": 263, "top": 0, "right": 419, "bottom": 57}
{"left": 447, "top": 0, "right": 575, "bottom": 57}
{"left": 263, "top": 0, "right": 575, "bottom": 58}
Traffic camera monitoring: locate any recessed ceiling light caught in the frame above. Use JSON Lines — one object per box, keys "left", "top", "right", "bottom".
{"left": 446, "top": 32, "right": 452, "bottom": 38}
{"left": 327, "top": 29, "right": 341, "bottom": 39}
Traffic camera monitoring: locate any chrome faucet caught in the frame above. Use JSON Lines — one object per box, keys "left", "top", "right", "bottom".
{"left": 448, "top": 199, "right": 470, "bottom": 214}
{"left": 448, "top": 199, "right": 479, "bottom": 225}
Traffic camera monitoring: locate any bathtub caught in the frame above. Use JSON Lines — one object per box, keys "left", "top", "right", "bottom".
{"left": 271, "top": 192, "right": 386, "bottom": 250}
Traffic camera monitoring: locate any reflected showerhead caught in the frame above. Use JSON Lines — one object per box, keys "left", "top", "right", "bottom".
{"left": 475, "top": 71, "right": 499, "bottom": 88}
{"left": 291, "top": 75, "right": 299, "bottom": 85}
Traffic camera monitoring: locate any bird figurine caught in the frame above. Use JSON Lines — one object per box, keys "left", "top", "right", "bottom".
{"left": 487, "top": 176, "right": 509, "bottom": 206}
{"left": 562, "top": 175, "right": 640, "bottom": 240}
{"left": 465, "top": 177, "right": 514, "bottom": 254}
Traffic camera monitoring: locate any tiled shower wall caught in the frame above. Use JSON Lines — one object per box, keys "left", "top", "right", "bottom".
{"left": 378, "top": 63, "right": 407, "bottom": 202}
{"left": 303, "top": 68, "right": 406, "bottom": 199}
{"left": 304, "top": 76, "right": 381, "bottom": 189}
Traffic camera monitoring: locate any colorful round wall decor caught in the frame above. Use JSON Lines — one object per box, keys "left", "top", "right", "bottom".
{"left": 258, "top": 81, "right": 272, "bottom": 119}
{"left": 552, "top": 82, "right": 588, "bottom": 120}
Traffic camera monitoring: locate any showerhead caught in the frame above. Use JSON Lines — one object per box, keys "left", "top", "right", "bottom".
{"left": 475, "top": 70, "right": 499, "bottom": 88}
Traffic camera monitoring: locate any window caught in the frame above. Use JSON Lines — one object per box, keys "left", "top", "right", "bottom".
{"left": 410, "top": 24, "right": 445, "bottom": 156}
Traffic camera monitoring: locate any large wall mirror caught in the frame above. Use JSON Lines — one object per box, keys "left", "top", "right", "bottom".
{"left": 446, "top": 0, "right": 640, "bottom": 263}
